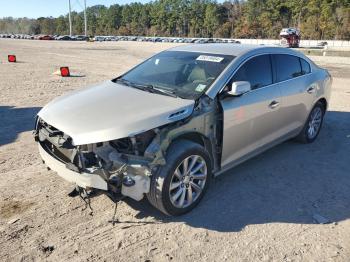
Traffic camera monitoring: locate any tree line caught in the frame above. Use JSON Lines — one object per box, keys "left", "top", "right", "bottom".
{"left": 0, "top": 0, "right": 349, "bottom": 40}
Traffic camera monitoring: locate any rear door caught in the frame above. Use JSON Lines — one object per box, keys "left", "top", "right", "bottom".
{"left": 272, "top": 54, "right": 316, "bottom": 134}
{"left": 220, "top": 55, "right": 284, "bottom": 167}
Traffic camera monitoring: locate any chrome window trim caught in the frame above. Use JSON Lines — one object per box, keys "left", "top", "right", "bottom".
{"left": 213, "top": 52, "right": 313, "bottom": 97}
{"left": 228, "top": 53, "right": 273, "bottom": 90}
{"left": 216, "top": 52, "right": 274, "bottom": 95}
{"left": 273, "top": 54, "right": 312, "bottom": 82}
{"left": 299, "top": 57, "right": 312, "bottom": 75}
{"left": 222, "top": 68, "right": 312, "bottom": 97}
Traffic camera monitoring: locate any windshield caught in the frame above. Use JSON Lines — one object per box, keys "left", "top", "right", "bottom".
{"left": 118, "top": 51, "right": 235, "bottom": 99}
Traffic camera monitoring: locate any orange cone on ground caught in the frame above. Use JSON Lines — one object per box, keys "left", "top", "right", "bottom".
{"left": 60, "top": 67, "right": 70, "bottom": 77}
{"left": 52, "top": 67, "right": 84, "bottom": 77}
{"left": 8, "top": 55, "right": 16, "bottom": 62}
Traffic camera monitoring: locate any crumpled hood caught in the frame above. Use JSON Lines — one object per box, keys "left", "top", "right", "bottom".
{"left": 38, "top": 81, "right": 194, "bottom": 145}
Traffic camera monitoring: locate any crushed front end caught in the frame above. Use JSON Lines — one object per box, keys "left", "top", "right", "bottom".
{"left": 34, "top": 118, "right": 157, "bottom": 201}
{"left": 34, "top": 95, "right": 221, "bottom": 203}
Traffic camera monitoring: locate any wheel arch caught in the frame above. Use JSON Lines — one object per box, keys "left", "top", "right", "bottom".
{"left": 169, "top": 132, "right": 215, "bottom": 168}
{"left": 171, "top": 131, "right": 212, "bottom": 153}
{"left": 317, "top": 97, "right": 328, "bottom": 111}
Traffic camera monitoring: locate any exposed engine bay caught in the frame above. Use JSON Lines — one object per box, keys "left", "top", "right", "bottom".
{"left": 34, "top": 95, "right": 223, "bottom": 203}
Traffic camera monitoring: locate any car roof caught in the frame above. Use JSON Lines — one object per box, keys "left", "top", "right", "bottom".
{"left": 168, "top": 43, "right": 301, "bottom": 57}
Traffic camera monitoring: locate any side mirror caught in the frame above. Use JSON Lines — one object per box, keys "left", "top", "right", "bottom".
{"left": 227, "top": 81, "right": 251, "bottom": 96}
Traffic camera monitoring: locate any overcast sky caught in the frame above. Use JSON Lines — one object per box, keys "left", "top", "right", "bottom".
{"left": 0, "top": 0, "right": 151, "bottom": 18}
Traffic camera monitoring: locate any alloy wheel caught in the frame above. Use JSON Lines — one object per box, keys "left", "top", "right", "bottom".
{"left": 307, "top": 107, "right": 322, "bottom": 139}
{"left": 169, "top": 155, "right": 207, "bottom": 209}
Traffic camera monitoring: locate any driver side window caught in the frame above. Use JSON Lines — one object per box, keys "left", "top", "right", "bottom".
{"left": 230, "top": 55, "right": 273, "bottom": 90}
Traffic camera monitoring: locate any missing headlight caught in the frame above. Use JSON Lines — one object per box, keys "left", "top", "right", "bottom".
{"left": 109, "top": 130, "right": 156, "bottom": 156}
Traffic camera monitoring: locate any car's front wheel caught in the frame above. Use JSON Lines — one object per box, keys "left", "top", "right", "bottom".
{"left": 147, "top": 140, "right": 211, "bottom": 216}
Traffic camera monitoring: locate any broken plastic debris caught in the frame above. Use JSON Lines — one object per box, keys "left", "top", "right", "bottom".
{"left": 8, "top": 218, "right": 20, "bottom": 224}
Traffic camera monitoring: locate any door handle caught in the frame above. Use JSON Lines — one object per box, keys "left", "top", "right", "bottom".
{"left": 307, "top": 86, "right": 315, "bottom": 93}
{"left": 269, "top": 100, "right": 280, "bottom": 109}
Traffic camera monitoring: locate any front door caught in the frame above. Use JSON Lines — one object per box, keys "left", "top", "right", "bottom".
{"left": 220, "top": 54, "right": 284, "bottom": 168}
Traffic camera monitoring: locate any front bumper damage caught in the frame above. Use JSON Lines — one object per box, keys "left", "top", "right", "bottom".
{"left": 38, "top": 139, "right": 153, "bottom": 201}
{"left": 34, "top": 119, "right": 157, "bottom": 201}
{"left": 38, "top": 143, "right": 108, "bottom": 190}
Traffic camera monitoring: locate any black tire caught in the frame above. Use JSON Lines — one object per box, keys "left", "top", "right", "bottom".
{"left": 296, "top": 101, "right": 325, "bottom": 143}
{"left": 147, "top": 139, "right": 212, "bottom": 216}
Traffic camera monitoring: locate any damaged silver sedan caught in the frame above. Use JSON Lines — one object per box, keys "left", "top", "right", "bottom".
{"left": 34, "top": 44, "right": 331, "bottom": 215}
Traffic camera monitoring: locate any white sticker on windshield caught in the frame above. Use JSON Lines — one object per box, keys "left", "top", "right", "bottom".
{"left": 196, "top": 55, "right": 224, "bottom": 63}
{"left": 195, "top": 84, "right": 207, "bottom": 92}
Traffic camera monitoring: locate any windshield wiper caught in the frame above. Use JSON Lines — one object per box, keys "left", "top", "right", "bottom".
{"left": 115, "top": 78, "right": 149, "bottom": 92}
{"left": 117, "top": 78, "right": 178, "bottom": 98}
{"left": 115, "top": 78, "right": 134, "bottom": 87}
{"left": 142, "top": 84, "right": 178, "bottom": 98}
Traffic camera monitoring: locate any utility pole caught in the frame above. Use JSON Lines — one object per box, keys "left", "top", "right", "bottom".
{"left": 84, "top": 0, "right": 87, "bottom": 36}
{"left": 68, "top": 0, "right": 72, "bottom": 36}
{"left": 297, "top": 0, "right": 304, "bottom": 29}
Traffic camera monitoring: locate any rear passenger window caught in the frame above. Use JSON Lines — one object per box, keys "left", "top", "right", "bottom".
{"left": 300, "top": 58, "right": 311, "bottom": 74}
{"left": 274, "top": 54, "right": 302, "bottom": 82}
{"left": 231, "top": 55, "right": 272, "bottom": 89}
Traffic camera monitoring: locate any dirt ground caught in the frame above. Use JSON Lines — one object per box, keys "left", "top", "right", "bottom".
{"left": 0, "top": 39, "right": 349, "bottom": 262}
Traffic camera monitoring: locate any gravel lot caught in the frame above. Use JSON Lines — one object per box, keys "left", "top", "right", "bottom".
{"left": 0, "top": 39, "right": 349, "bottom": 262}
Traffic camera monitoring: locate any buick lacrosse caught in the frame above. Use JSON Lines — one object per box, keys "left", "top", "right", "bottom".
{"left": 35, "top": 44, "right": 331, "bottom": 215}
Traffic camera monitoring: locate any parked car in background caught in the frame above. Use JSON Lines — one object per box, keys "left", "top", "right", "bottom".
{"left": 74, "top": 35, "right": 89, "bottom": 41}
{"left": 103, "top": 36, "right": 118, "bottom": 41}
{"left": 57, "top": 35, "right": 72, "bottom": 41}
{"left": 94, "top": 36, "right": 105, "bottom": 42}
{"left": 194, "top": 38, "right": 206, "bottom": 44}
{"left": 39, "top": 35, "right": 54, "bottom": 40}
{"left": 35, "top": 44, "right": 331, "bottom": 216}
{"left": 317, "top": 41, "right": 328, "bottom": 47}
{"left": 0, "top": 34, "right": 247, "bottom": 44}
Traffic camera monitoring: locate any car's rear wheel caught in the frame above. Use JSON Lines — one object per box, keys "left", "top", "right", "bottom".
{"left": 296, "top": 101, "right": 325, "bottom": 143}
{"left": 147, "top": 140, "right": 211, "bottom": 216}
